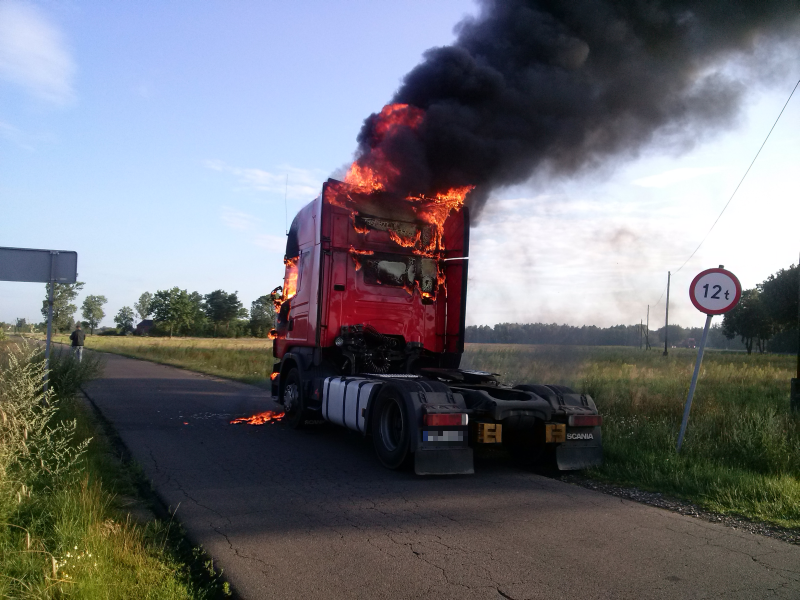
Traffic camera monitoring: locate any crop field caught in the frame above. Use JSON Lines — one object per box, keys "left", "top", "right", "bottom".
{"left": 55, "top": 335, "right": 799, "bottom": 529}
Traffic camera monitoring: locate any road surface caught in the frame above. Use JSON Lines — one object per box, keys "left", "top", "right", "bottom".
{"left": 83, "top": 352, "right": 800, "bottom": 599}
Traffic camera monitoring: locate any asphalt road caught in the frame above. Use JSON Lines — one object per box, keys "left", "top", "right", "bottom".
{"left": 83, "top": 352, "right": 800, "bottom": 599}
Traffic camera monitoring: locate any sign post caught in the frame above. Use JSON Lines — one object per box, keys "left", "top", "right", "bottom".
{"left": 0, "top": 247, "right": 78, "bottom": 392}
{"left": 676, "top": 265, "right": 741, "bottom": 452}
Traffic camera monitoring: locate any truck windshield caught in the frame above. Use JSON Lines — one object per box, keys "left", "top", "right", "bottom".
{"left": 356, "top": 252, "right": 437, "bottom": 295}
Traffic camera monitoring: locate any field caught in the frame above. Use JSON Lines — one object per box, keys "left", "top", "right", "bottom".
{"left": 52, "top": 335, "right": 799, "bottom": 530}
{"left": 462, "top": 344, "right": 800, "bottom": 529}
{"left": 51, "top": 335, "right": 275, "bottom": 385}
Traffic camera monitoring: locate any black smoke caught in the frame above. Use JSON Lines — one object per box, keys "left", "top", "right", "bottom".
{"left": 352, "top": 0, "right": 800, "bottom": 214}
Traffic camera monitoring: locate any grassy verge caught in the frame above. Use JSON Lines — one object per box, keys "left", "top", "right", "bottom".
{"left": 0, "top": 340, "right": 231, "bottom": 598}
{"left": 462, "top": 344, "right": 800, "bottom": 530}
{"left": 52, "top": 335, "right": 274, "bottom": 386}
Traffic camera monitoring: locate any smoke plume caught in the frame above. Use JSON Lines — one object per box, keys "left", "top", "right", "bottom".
{"left": 350, "top": 0, "right": 800, "bottom": 214}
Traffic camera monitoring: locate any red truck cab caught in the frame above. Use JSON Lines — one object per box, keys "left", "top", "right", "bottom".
{"left": 273, "top": 178, "right": 468, "bottom": 374}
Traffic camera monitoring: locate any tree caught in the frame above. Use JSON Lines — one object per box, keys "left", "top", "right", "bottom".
{"left": 15, "top": 318, "right": 26, "bottom": 333}
{"left": 760, "top": 264, "right": 798, "bottom": 331}
{"left": 114, "top": 306, "right": 135, "bottom": 334}
{"left": 134, "top": 291, "right": 154, "bottom": 322}
{"left": 250, "top": 295, "right": 276, "bottom": 337}
{"left": 722, "top": 288, "right": 775, "bottom": 354}
{"left": 41, "top": 282, "right": 85, "bottom": 332}
{"left": 151, "top": 288, "right": 196, "bottom": 338}
{"left": 204, "top": 290, "right": 243, "bottom": 335}
{"left": 187, "top": 291, "right": 207, "bottom": 335}
{"left": 81, "top": 295, "right": 108, "bottom": 334}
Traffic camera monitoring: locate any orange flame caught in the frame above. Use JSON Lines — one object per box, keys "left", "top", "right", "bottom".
{"left": 345, "top": 104, "right": 424, "bottom": 193}
{"left": 279, "top": 256, "right": 300, "bottom": 308}
{"left": 270, "top": 372, "right": 279, "bottom": 381}
{"left": 230, "top": 410, "right": 285, "bottom": 425}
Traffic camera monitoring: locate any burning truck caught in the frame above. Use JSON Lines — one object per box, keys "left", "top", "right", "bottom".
{"left": 267, "top": 107, "right": 602, "bottom": 475}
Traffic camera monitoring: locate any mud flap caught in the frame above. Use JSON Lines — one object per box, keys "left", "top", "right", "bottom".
{"left": 555, "top": 444, "right": 603, "bottom": 470}
{"left": 414, "top": 447, "right": 474, "bottom": 475}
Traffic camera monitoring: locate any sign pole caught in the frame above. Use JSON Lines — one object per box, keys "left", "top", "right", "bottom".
{"left": 44, "top": 251, "right": 58, "bottom": 394}
{"left": 663, "top": 271, "right": 671, "bottom": 356}
{"left": 676, "top": 313, "right": 713, "bottom": 452}
{"left": 678, "top": 264, "right": 741, "bottom": 451}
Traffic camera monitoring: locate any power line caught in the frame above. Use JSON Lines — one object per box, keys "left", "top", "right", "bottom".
{"left": 650, "top": 78, "right": 799, "bottom": 306}
{"left": 674, "top": 79, "right": 799, "bottom": 275}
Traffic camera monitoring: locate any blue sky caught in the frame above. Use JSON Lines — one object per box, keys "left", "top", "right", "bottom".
{"left": 2, "top": 0, "right": 799, "bottom": 331}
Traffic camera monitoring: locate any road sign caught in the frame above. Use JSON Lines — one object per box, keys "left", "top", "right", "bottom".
{"left": 0, "top": 246, "right": 79, "bottom": 395}
{"left": 689, "top": 267, "right": 741, "bottom": 315}
{"left": 678, "top": 266, "right": 740, "bottom": 452}
{"left": 0, "top": 247, "right": 78, "bottom": 283}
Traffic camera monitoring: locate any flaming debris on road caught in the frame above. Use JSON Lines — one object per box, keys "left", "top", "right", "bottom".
{"left": 230, "top": 411, "right": 285, "bottom": 425}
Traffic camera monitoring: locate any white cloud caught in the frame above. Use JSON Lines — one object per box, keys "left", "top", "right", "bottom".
{"left": 631, "top": 167, "right": 726, "bottom": 188}
{"left": 0, "top": 1, "right": 76, "bottom": 104}
{"left": 221, "top": 206, "right": 260, "bottom": 231}
{"left": 205, "top": 160, "right": 324, "bottom": 199}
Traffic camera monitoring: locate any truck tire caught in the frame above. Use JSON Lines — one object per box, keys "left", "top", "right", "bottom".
{"left": 282, "top": 368, "right": 307, "bottom": 430}
{"left": 371, "top": 390, "right": 412, "bottom": 470}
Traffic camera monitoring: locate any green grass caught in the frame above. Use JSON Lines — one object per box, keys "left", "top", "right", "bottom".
{"left": 52, "top": 335, "right": 274, "bottom": 385}
{"left": 462, "top": 344, "right": 800, "bottom": 529}
{"left": 0, "top": 340, "right": 230, "bottom": 598}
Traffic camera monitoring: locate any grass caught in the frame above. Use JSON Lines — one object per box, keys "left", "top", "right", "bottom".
{"left": 0, "top": 339, "right": 230, "bottom": 598}
{"left": 52, "top": 334, "right": 274, "bottom": 385}
{"left": 462, "top": 344, "right": 800, "bottom": 530}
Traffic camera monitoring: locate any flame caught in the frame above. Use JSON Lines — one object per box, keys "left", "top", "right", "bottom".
{"left": 270, "top": 372, "right": 279, "bottom": 381}
{"left": 345, "top": 104, "right": 424, "bottom": 193}
{"left": 283, "top": 256, "right": 299, "bottom": 300}
{"left": 269, "top": 103, "right": 473, "bottom": 307}
{"left": 230, "top": 410, "right": 285, "bottom": 425}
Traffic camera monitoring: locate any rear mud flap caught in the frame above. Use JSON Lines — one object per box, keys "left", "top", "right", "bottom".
{"left": 415, "top": 447, "right": 474, "bottom": 475}
{"left": 555, "top": 444, "right": 603, "bottom": 470}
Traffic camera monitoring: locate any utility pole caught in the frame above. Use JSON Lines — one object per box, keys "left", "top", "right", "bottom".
{"left": 663, "top": 271, "right": 671, "bottom": 356}
{"left": 646, "top": 305, "right": 651, "bottom": 350}
{"left": 640, "top": 319, "right": 643, "bottom": 349}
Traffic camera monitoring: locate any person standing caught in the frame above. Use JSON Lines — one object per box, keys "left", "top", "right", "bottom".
{"left": 70, "top": 322, "right": 86, "bottom": 362}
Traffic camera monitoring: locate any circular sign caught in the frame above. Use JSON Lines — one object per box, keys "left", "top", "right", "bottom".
{"left": 689, "top": 268, "right": 741, "bottom": 315}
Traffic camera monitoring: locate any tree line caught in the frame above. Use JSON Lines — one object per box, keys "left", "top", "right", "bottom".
{"left": 721, "top": 263, "right": 799, "bottom": 354}
{"left": 2, "top": 284, "right": 277, "bottom": 338}
{"left": 125, "top": 289, "right": 275, "bottom": 338}
{"left": 465, "top": 321, "right": 746, "bottom": 350}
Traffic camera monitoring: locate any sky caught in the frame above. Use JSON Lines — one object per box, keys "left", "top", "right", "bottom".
{"left": 1, "top": 0, "right": 798, "bottom": 332}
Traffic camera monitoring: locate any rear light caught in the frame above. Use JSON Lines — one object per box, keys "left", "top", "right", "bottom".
{"left": 568, "top": 415, "right": 602, "bottom": 427}
{"left": 424, "top": 413, "right": 468, "bottom": 426}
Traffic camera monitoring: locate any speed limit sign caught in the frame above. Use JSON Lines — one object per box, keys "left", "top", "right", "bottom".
{"left": 689, "top": 267, "right": 741, "bottom": 315}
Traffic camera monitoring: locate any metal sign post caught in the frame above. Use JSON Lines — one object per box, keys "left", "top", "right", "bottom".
{"left": 676, "top": 265, "right": 741, "bottom": 452}
{"left": 0, "top": 247, "right": 78, "bottom": 392}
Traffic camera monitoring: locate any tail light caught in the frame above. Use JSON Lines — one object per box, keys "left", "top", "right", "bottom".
{"left": 424, "top": 413, "right": 468, "bottom": 426}
{"left": 568, "top": 415, "right": 602, "bottom": 427}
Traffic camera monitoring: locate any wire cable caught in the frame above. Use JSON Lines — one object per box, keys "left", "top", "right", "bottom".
{"left": 673, "top": 79, "right": 799, "bottom": 275}
{"left": 649, "top": 78, "right": 799, "bottom": 309}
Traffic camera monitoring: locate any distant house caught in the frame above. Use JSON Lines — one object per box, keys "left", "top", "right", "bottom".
{"left": 135, "top": 320, "right": 154, "bottom": 336}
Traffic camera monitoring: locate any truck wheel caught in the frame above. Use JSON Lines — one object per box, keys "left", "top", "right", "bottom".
{"left": 371, "top": 391, "right": 412, "bottom": 470}
{"left": 282, "top": 368, "right": 307, "bottom": 430}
